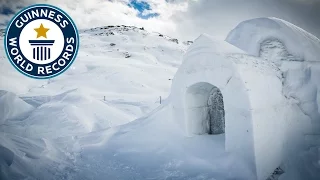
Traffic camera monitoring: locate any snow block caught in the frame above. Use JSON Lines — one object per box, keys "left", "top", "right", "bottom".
{"left": 171, "top": 34, "right": 288, "bottom": 180}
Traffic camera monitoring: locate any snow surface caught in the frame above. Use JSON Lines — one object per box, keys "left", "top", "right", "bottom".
{"left": 0, "top": 19, "right": 319, "bottom": 180}
{"left": 0, "top": 91, "right": 34, "bottom": 125}
{"left": 0, "top": 25, "right": 192, "bottom": 179}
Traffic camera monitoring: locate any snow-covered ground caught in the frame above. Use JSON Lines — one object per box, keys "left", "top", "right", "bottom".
{"left": 0, "top": 20, "right": 319, "bottom": 180}
{"left": 0, "top": 25, "right": 191, "bottom": 179}
{"left": 0, "top": 25, "right": 187, "bottom": 137}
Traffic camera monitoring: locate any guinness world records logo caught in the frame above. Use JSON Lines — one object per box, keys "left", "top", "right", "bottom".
{"left": 4, "top": 4, "right": 79, "bottom": 79}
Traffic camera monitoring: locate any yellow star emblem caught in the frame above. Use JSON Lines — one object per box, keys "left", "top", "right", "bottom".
{"left": 34, "top": 23, "right": 50, "bottom": 38}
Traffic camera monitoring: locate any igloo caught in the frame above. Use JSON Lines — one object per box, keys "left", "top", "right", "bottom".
{"left": 171, "top": 17, "right": 320, "bottom": 180}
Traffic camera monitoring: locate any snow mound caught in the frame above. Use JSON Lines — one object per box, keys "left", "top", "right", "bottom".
{"left": 226, "top": 17, "right": 320, "bottom": 62}
{"left": 0, "top": 91, "right": 34, "bottom": 124}
{"left": 1, "top": 89, "right": 132, "bottom": 139}
{"left": 0, "top": 132, "right": 79, "bottom": 180}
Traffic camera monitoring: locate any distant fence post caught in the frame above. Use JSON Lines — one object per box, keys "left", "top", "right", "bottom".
{"left": 104, "top": 96, "right": 106, "bottom": 101}
{"left": 160, "top": 96, "right": 161, "bottom": 104}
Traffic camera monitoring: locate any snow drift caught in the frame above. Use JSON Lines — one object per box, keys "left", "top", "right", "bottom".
{"left": 0, "top": 24, "right": 190, "bottom": 179}
{"left": 0, "top": 91, "right": 34, "bottom": 125}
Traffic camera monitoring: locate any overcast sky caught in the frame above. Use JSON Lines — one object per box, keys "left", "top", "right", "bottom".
{"left": 0, "top": 0, "right": 319, "bottom": 40}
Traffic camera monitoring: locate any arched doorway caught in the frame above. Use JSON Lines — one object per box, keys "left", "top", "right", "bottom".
{"left": 207, "top": 87, "right": 225, "bottom": 134}
{"left": 185, "top": 82, "right": 225, "bottom": 135}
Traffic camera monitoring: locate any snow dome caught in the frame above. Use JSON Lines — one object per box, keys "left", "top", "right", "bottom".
{"left": 171, "top": 34, "right": 287, "bottom": 180}
{"left": 171, "top": 17, "right": 320, "bottom": 180}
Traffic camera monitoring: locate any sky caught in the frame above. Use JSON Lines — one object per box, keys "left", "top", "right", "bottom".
{"left": 0, "top": 0, "right": 319, "bottom": 40}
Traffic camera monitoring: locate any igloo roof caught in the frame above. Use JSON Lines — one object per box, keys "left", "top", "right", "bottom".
{"left": 184, "top": 34, "right": 281, "bottom": 81}
{"left": 185, "top": 34, "right": 244, "bottom": 58}
{"left": 173, "top": 33, "right": 283, "bottom": 111}
{"left": 226, "top": 17, "right": 320, "bottom": 62}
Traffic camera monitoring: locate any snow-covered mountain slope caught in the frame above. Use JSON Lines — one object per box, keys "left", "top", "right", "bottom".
{"left": 0, "top": 25, "right": 188, "bottom": 133}
{"left": 0, "top": 26, "right": 189, "bottom": 179}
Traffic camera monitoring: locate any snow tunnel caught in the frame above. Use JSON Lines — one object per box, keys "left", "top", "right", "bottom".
{"left": 185, "top": 82, "right": 225, "bottom": 135}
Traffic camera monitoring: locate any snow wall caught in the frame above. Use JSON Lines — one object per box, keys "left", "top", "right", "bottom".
{"left": 171, "top": 34, "right": 287, "bottom": 180}
{"left": 226, "top": 17, "right": 320, "bottom": 180}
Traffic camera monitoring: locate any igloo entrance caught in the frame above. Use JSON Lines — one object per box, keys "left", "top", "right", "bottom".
{"left": 185, "top": 82, "right": 225, "bottom": 135}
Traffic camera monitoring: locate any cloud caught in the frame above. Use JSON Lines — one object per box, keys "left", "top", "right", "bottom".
{"left": 128, "top": 0, "right": 161, "bottom": 19}
{"left": 170, "top": 0, "right": 320, "bottom": 40}
{"left": 0, "top": 0, "right": 319, "bottom": 40}
{"left": 0, "top": 0, "right": 188, "bottom": 36}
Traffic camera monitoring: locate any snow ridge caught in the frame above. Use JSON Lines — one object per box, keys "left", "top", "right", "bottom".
{"left": 80, "top": 25, "right": 193, "bottom": 46}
